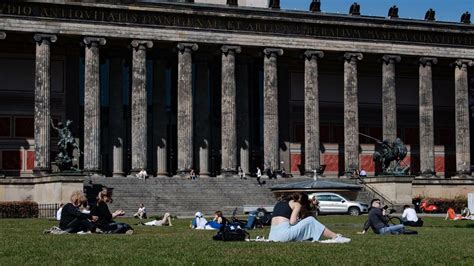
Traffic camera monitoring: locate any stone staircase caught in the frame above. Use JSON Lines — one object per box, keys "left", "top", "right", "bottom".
{"left": 84, "top": 176, "right": 298, "bottom": 217}
{"left": 83, "top": 176, "right": 396, "bottom": 217}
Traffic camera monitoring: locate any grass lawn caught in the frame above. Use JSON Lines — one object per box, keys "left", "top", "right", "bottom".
{"left": 1, "top": 216, "right": 473, "bottom": 265}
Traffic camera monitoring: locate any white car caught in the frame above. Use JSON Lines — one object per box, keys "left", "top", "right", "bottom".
{"left": 308, "top": 192, "right": 368, "bottom": 216}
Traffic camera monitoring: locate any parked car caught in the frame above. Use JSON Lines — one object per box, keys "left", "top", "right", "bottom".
{"left": 308, "top": 192, "right": 369, "bottom": 216}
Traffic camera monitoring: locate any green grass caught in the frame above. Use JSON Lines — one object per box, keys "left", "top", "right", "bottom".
{"left": 1, "top": 216, "right": 474, "bottom": 265}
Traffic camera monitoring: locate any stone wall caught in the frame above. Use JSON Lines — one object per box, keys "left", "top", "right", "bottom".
{"left": 0, "top": 176, "right": 84, "bottom": 204}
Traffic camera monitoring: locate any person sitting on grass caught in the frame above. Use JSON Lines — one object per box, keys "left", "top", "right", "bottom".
{"left": 359, "top": 199, "right": 408, "bottom": 235}
{"left": 143, "top": 212, "right": 173, "bottom": 226}
{"left": 461, "top": 205, "right": 472, "bottom": 219}
{"left": 402, "top": 205, "right": 423, "bottom": 227}
{"left": 58, "top": 191, "right": 98, "bottom": 234}
{"left": 268, "top": 192, "right": 351, "bottom": 243}
{"left": 205, "top": 211, "right": 228, "bottom": 230}
{"left": 91, "top": 189, "right": 134, "bottom": 234}
{"left": 134, "top": 203, "right": 147, "bottom": 219}
{"left": 191, "top": 212, "right": 208, "bottom": 229}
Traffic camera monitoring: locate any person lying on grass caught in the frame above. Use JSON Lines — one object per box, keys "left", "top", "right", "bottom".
{"left": 268, "top": 192, "right": 351, "bottom": 243}
{"left": 59, "top": 191, "right": 98, "bottom": 234}
{"left": 142, "top": 212, "right": 173, "bottom": 226}
{"left": 358, "top": 199, "right": 409, "bottom": 235}
{"left": 90, "top": 189, "right": 134, "bottom": 234}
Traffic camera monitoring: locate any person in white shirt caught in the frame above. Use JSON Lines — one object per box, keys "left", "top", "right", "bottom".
{"left": 402, "top": 205, "right": 423, "bottom": 227}
{"left": 134, "top": 203, "right": 147, "bottom": 219}
{"left": 359, "top": 169, "right": 367, "bottom": 177}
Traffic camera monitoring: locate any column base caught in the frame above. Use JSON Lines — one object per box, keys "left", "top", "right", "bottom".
{"left": 156, "top": 171, "right": 169, "bottom": 178}
{"left": 199, "top": 172, "right": 211, "bottom": 178}
{"left": 452, "top": 171, "right": 472, "bottom": 179}
{"left": 221, "top": 169, "right": 237, "bottom": 177}
{"left": 33, "top": 167, "right": 51, "bottom": 177}
{"left": 112, "top": 171, "right": 125, "bottom": 177}
{"left": 176, "top": 169, "right": 190, "bottom": 178}
{"left": 417, "top": 170, "right": 436, "bottom": 178}
{"left": 304, "top": 170, "right": 321, "bottom": 178}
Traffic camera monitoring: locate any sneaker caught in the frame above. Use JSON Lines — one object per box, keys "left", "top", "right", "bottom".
{"left": 48, "top": 226, "right": 68, "bottom": 235}
{"left": 125, "top": 229, "right": 134, "bottom": 235}
{"left": 77, "top": 231, "right": 91, "bottom": 235}
{"left": 319, "top": 234, "right": 351, "bottom": 244}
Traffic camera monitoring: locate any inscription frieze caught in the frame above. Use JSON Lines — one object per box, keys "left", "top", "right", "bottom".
{"left": 0, "top": 2, "right": 473, "bottom": 47}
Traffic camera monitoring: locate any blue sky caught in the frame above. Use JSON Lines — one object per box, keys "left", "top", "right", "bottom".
{"left": 280, "top": 0, "right": 473, "bottom": 22}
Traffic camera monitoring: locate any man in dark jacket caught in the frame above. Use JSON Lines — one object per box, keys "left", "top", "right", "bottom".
{"left": 359, "top": 199, "right": 405, "bottom": 235}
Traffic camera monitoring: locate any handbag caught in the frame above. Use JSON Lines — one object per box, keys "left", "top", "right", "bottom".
{"left": 213, "top": 225, "right": 249, "bottom": 241}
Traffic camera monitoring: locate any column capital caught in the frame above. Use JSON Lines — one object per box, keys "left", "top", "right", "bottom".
{"left": 0, "top": 32, "right": 6, "bottom": 40}
{"left": 419, "top": 57, "right": 437, "bottom": 66}
{"left": 221, "top": 45, "right": 241, "bottom": 55}
{"left": 131, "top": 40, "right": 153, "bottom": 50}
{"left": 263, "top": 48, "right": 284, "bottom": 58}
{"left": 344, "top": 52, "right": 363, "bottom": 62}
{"left": 382, "top": 55, "right": 401, "bottom": 65}
{"left": 83, "top": 37, "right": 106, "bottom": 47}
{"left": 33, "top": 34, "right": 57, "bottom": 44}
{"left": 454, "top": 59, "right": 474, "bottom": 69}
{"left": 304, "top": 50, "right": 324, "bottom": 60}
{"left": 177, "top": 43, "right": 198, "bottom": 53}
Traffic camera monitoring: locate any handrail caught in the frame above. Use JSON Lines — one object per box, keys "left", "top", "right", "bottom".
{"left": 356, "top": 176, "right": 395, "bottom": 208}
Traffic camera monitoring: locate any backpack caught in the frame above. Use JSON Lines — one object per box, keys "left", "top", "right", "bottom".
{"left": 213, "top": 224, "right": 249, "bottom": 241}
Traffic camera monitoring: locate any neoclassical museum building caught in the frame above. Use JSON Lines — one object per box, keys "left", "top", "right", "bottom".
{"left": 0, "top": 0, "right": 473, "bottom": 203}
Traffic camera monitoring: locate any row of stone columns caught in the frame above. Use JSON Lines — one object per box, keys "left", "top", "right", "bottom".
{"left": 22, "top": 30, "right": 473, "bottom": 177}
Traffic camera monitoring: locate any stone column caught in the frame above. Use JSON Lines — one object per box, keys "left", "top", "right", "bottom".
{"left": 130, "top": 40, "right": 153, "bottom": 175}
{"left": 176, "top": 43, "right": 198, "bottom": 176}
{"left": 221, "top": 45, "right": 241, "bottom": 176}
{"left": 237, "top": 62, "right": 250, "bottom": 176}
{"left": 263, "top": 48, "right": 284, "bottom": 172}
{"left": 33, "top": 34, "right": 57, "bottom": 175}
{"left": 343, "top": 52, "right": 363, "bottom": 176}
{"left": 418, "top": 57, "right": 437, "bottom": 177}
{"left": 382, "top": 55, "right": 401, "bottom": 142}
{"left": 454, "top": 59, "right": 473, "bottom": 178}
{"left": 153, "top": 59, "right": 168, "bottom": 177}
{"left": 304, "top": 50, "right": 324, "bottom": 176}
{"left": 83, "top": 37, "right": 106, "bottom": 174}
{"left": 109, "top": 57, "right": 125, "bottom": 176}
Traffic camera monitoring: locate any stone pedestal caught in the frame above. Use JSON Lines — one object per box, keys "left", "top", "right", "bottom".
{"left": 263, "top": 48, "right": 283, "bottom": 172}
{"left": 303, "top": 50, "right": 324, "bottom": 176}
{"left": 418, "top": 57, "right": 437, "bottom": 178}
{"left": 343, "top": 53, "right": 363, "bottom": 176}
{"left": 453, "top": 59, "right": 473, "bottom": 178}
{"left": 176, "top": 43, "right": 198, "bottom": 176}
{"left": 33, "top": 34, "right": 57, "bottom": 176}
{"left": 83, "top": 37, "right": 106, "bottom": 174}
{"left": 221, "top": 45, "right": 241, "bottom": 176}
{"left": 130, "top": 40, "right": 153, "bottom": 175}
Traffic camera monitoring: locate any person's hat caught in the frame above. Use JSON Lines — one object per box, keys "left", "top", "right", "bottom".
{"left": 195, "top": 212, "right": 203, "bottom": 218}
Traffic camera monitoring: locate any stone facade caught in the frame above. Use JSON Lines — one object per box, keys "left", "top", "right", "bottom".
{"left": 0, "top": 1, "right": 472, "bottom": 188}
